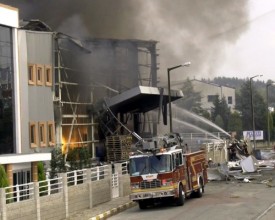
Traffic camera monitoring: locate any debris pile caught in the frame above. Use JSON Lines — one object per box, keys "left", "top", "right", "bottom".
{"left": 207, "top": 149, "right": 275, "bottom": 186}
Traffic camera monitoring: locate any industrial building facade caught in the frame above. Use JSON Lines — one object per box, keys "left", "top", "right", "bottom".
{"left": 191, "top": 79, "right": 236, "bottom": 112}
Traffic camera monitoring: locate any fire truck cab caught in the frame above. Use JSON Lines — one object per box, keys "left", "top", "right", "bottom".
{"left": 129, "top": 133, "right": 208, "bottom": 209}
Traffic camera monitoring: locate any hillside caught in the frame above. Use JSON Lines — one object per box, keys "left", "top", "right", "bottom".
{"left": 211, "top": 77, "right": 275, "bottom": 106}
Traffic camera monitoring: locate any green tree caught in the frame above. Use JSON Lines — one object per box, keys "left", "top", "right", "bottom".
{"left": 228, "top": 111, "right": 243, "bottom": 138}
{"left": 236, "top": 81, "right": 267, "bottom": 132}
{"left": 50, "top": 147, "right": 66, "bottom": 178}
{"left": 38, "top": 162, "right": 47, "bottom": 196}
{"left": 175, "top": 78, "right": 202, "bottom": 113}
{"left": 66, "top": 147, "right": 91, "bottom": 170}
{"left": 0, "top": 164, "right": 12, "bottom": 203}
{"left": 214, "top": 115, "right": 224, "bottom": 129}
{"left": 211, "top": 96, "right": 230, "bottom": 130}
{"left": 38, "top": 162, "right": 46, "bottom": 181}
{"left": 0, "top": 165, "right": 9, "bottom": 188}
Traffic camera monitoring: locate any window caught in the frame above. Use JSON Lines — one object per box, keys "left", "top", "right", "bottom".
{"left": 28, "top": 64, "right": 36, "bottom": 85}
{"left": 0, "top": 25, "right": 14, "bottom": 154}
{"left": 228, "top": 96, "right": 233, "bottom": 104}
{"left": 175, "top": 152, "right": 183, "bottom": 165}
{"left": 29, "top": 122, "right": 38, "bottom": 148}
{"left": 207, "top": 95, "right": 219, "bottom": 102}
{"left": 45, "top": 65, "right": 53, "bottom": 86}
{"left": 48, "top": 121, "right": 55, "bottom": 146}
{"left": 39, "top": 122, "right": 46, "bottom": 147}
{"left": 36, "top": 64, "right": 44, "bottom": 85}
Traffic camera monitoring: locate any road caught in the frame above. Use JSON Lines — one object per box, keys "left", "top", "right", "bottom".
{"left": 109, "top": 172, "right": 275, "bottom": 220}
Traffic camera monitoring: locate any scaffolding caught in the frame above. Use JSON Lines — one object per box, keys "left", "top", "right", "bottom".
{"left": 53, "top": 33, "right": 159, "bottom": 159}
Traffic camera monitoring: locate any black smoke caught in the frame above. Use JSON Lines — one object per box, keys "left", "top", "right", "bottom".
{"left": 1, "top": 0, "right": 249, "bottom": 82}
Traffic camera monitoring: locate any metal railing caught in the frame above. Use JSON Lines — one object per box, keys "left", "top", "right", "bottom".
{"left": 67, "top": 169, "right": 87, "bottom": 186}
{"left": 4, "top": 165, "right": 111, "bottom": 204}
{"left": 121, "top": 161, "right": 129, "bottom": 175}
{"left": 91, "top": 165, "right": 108, "bottom": 181}
{"left": 5, "top": 182, "right": 34, "bottom": 203}
{"left": 39, "top": 177, "right": 63, "bottom": 196}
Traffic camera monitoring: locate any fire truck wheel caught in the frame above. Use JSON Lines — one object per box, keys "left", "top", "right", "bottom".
{"left": 176, "top": 185, "right": 185, "bottom": 206}
{"left": 138, "top": 200, "right": 148, "bottom": 209}
{"left": 195, "top": 178, "right": 204, "bottom": 198}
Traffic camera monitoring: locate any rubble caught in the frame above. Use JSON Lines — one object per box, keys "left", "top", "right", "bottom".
{"left": 240, "top": 155, "right": 258, "bottom": 173}
{"left": 207, "top": 152, "right": 275, "bottom": 184}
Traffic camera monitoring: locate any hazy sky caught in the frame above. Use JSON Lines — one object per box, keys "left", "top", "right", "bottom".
{"left": 215, "top": 0, "right": 275, "bottom": 82}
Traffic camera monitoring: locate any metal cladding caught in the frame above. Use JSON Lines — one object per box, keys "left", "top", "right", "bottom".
{"left": 106, "top": 85, "right": 183, "bottom": 114}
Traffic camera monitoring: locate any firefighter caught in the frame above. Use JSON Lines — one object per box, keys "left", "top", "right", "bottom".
{"left": 243, "top": 140, "right": 249, "bottom": 156}
{"left": 228, "top": 142, "right": 237, "bottom": 161}
{"left": 208, "top": 158, "right": 214, "bottom": 168}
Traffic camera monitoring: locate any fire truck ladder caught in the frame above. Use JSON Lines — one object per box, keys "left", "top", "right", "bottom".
{"left": 96, "top": 99, "right": 143, "bottom": 142}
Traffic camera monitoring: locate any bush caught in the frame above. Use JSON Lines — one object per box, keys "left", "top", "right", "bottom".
{"left": 66, "top": 147, "right": 92, "bottom": 170}
{"left": 0, "top": 164, "right": 12, "bottom": 203}
{"left": 0, "top": 165, "right": 9, "bottom": 188}
{"left": 38, "top": 162, "right": 48, "bottom": 196}
{"left": 50, "top": 147, "right": 66, "bottom": 178}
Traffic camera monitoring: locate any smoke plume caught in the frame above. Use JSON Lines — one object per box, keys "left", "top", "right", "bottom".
{"left": 1, "top": 0, "right": 249, "bottom": 83}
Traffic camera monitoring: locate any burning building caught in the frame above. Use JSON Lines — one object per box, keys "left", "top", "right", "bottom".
{"left": 0, "top": 3, "right": 183, "bottom": 186}
{"left": 23, "top": 18, "right": 184, "bottom": 162}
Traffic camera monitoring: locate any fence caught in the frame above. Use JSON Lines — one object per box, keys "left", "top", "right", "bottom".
{"left": 0, "top": 162, "right": 130, "bottom": 220}
{"left": 203, "top": 141, "right": 228, "bottom": 163}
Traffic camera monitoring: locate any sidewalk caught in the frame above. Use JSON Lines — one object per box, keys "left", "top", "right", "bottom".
{"left": 66, "top": 196, "right": 137, "bottom": 220}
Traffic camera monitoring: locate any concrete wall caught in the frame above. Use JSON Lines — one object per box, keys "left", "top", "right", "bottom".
{"left": 119, "top": 175, "right": 131, "bottom": 197}
{"left": 91, "top": 179, "right": 112, "bottom": 205}
{"left": 68, "top": 184, "right": 90, "bottom": 215}
{"left": 0, "top": 165, "right": 127, "bottom": 220}
{"left": 6, "top": 199, "right": 36, "bottom": 220}
{"left": 40, "top": 193, "right": 65, "bottom": 220}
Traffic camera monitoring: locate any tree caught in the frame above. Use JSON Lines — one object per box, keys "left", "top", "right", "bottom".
{"left": 38, "top": 162, "right": 47, "bottom": 196}
{"left": 175, "top": 78, "right": 202, "bottom": 113}
{"left": 0, "top": 165, "right": 9, "bottom": 188}
{"left": 38, "top": 162, "right": 46, "bottom": 181}
{"left": 0, "top": 164, "right": 12, "bottom": 203}
{"left": 227, "top": 111, "right": 243, "bottom": 138}
{"left": 214, "top": 115, "right": 224, "bottom": 129}
{"left": 211, "top": 96, "right": 230, "bottom": 130}
{"left": 236, "top": 81, "right": 267, "bottom": 132}
{"left": 50, "top": 148, "right": 66, "bottom": 178}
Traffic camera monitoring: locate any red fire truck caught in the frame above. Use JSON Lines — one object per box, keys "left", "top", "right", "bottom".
{"left": 129, "top": 133, "right": 208, "bottom": 209}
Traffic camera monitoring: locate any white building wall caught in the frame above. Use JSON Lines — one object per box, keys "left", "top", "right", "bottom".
{"left": 0, "top": 3, "right": 18, "bottom": 28}
{"left": 221, "top": 86, "right": 236, "bottom": 110}
{"left": 191, "top": 80, "right": 235, "bottom": 112}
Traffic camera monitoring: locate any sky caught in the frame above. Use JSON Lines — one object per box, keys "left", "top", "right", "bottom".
{"left": 215, "top": 0, "right": 275, "bottom": 83}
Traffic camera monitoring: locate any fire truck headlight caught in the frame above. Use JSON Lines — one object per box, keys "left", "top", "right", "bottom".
{"left": 131, "top": 183, "right": 140, "bottom": 189}
{"left": 162, "top": 178, "right": 173, "bottom": 186}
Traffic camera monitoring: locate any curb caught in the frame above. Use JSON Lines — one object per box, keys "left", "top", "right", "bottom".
{"left": 89, "top": 201, "right": 137, "bottom": 220}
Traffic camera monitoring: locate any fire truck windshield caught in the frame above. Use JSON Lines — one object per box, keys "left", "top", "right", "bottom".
{"left": 129, "top": 155, "right": 171, "bottom": 176}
